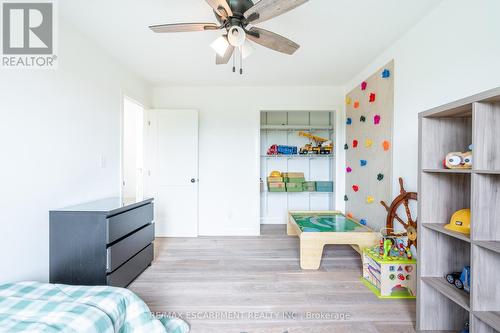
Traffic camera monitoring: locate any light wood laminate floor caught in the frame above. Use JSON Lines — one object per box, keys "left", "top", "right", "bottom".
{"left": 129, "top": 225, "right": 416, "bottom": 333}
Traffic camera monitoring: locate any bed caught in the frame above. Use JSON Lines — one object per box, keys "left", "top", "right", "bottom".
{"left": 0, "top": 282, "right": 189, "bottom": 333}
{"left": 287, "top": 211, "right": 379, "bottom": 270}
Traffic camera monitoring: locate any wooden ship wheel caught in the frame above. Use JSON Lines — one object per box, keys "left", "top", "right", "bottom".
{"left": 380, "top": 177, "right": 418, "bottom": 249}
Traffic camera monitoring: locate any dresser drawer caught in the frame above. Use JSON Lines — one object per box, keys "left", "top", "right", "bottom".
{"left": 107, "top": 243, "right": 153, "bottom": 288}
{"left": 107, "top": 223, "right": 154, "bottom": 273}
{"left": 107, "top": 203, "right": 153, "bottom": 244}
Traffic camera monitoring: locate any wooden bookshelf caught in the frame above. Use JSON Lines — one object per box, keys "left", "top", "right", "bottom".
{"left": 418, "top": 87, "right": 500, "bottom": 332}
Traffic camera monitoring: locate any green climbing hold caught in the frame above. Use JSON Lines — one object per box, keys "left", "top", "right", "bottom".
{"left": 344, "top": 143, "right": 349, "bottom": 150}
{"left": 377, "top": 173, "right": 384, "bottom": 181}
{"left": 344, "top": 195, "right": 349, "bottom": 201}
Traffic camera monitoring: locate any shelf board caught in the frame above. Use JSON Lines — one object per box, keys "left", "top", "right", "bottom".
{"left": 261, "top": 155, "right": 333, "bottom": 159}
{"left": 422, "top": 277, "right": 470, "bottom": 311}
{"left": 423, "top": 223, "right": 471, "bottom": 243}
{"left": 474, "top": 311, "right": 500, "bottom": 332}
{"left": 474, "top": 169, "right": 500, "bottom": 175}
{"left": 422, "top": 168, "right": 472, "bottom": 174}
{"left": 260, "top": 125, "right": 333, "bottom": 131}
{"left": 474, "top": 241, "right": 500, "bottom": 254}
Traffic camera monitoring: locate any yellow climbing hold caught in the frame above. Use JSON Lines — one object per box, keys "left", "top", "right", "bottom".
{"left": 346, "top": 96, "right": 352, "bottom": 105}
{"left": 365, "top": 139, "right": 373, "bottom": 148}
{"left": 366, "top": 196, "right": 375, "bottom": 204}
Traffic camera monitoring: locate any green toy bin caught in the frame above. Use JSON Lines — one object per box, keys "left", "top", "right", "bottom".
{"left": 286, "top": 183, "right": 303, "bottom": 192}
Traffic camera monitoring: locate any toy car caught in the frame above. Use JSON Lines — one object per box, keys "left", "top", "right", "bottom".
{"left": 446, "top": 266, "right": 470, "bottom": 292}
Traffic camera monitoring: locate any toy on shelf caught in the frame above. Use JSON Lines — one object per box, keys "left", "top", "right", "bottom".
{"left": 461, "top": 321, "right": 469, "bottom": 333}
{"left": 298, "top": 132, "right": 333, "bottom": 155}
{"left": 381, "top": 178, "right": 418, "bottom": 255}
{"left": 446, "top": 266, "right": 470, "bottom": 293}
{"left": 445, "top": 209, "right": 470, "bottom": 235}
{"left": 267, "top": 145, "right": 298, "bottom": 155}
{"left": 444, "top": 150, "right": 472, "bottom": 169}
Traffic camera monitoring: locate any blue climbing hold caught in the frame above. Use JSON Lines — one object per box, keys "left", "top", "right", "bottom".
{"left": 346, "top": 118, "right": 352, "bottom": 125}
{"left": 360, "top": 219, "right": 367, "bottom": 226}
{"left": 360, "top": 160, "right": 367, "bottom": 167}
{"left": 382, "top": 69, "right": 391, "bottom": 78}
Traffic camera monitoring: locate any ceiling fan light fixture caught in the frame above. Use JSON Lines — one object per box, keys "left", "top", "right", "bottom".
{"left": 210, "top": 35, "right": 230, "bottom": 57}
{"left": 227, "top": 26, "right": 246, "bottom": 47}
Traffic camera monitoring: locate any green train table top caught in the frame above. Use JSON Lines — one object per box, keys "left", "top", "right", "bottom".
{"left": 289, "top": 211, "right": 372, "bottom": 233}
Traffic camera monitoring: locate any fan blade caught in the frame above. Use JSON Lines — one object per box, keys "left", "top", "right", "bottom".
{"left": 216, "top": 45, "right": 235, "bottom": 65}
{"left": 149, "top": 23, "right": 219, "bottom": 33}
{"left": 247, "top": 27, "right": 299, "bottom": 55}
{"left": 205, "top": 0, "right": 233, "bottom": 19}
{"left": 244, "top": 0, "right": 308, "bottom": 24}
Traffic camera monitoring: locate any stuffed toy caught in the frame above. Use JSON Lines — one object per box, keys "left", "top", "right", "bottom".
{"left": 444, "top": 151, "right": 472, "bottom": 169}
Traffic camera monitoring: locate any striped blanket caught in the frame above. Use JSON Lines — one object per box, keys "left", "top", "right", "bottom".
{"left": 0, "top": 282, "right": 189, "bottom": 333}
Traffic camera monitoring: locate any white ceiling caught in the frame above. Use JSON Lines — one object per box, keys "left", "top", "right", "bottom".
{"left": 60, "top": 0, "right": 442, "bottom": 86}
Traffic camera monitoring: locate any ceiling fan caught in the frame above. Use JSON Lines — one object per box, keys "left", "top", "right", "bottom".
{"left": 149, "top": 0, "right": 309, "bottom": 74}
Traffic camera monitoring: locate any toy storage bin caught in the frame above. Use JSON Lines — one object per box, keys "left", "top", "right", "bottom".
{"left": 282, "top": 172, "right": 305, "bottom": 178}
{"left": 267, "top": 176, "right": 283, "bottom": 183}
{"left": 285, "top": 183, "right": 303, "bottom": 192}
{"left": 302, "top": 181, "right": 316, "bottom": 192}
{"left": 316, "top": 181, "right": 334, "bottom": 192}
{"left": 268, "top": 182, "right": 286, "bottom": 192}
{"left": 284, "top": 177, "right": 306, "bottom": 183}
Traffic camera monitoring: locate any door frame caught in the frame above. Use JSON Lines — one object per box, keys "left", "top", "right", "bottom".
{"left": 120, "top": 95, "right": 146, "bottom": 199}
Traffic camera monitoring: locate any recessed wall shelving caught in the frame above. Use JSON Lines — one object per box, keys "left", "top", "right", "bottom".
{"left": 418, "top": 87, "right": 500, "bottom": 333}
{"left": 260, "top": 111, "right": 335, "bottom": 224}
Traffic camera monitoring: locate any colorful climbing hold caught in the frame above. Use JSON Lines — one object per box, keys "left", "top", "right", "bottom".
{"left": 374, "top": 115, "right": 381, "bottom": 125}
{"left": 354, "top": 101, "right": 360, "bottom": 109}
{"left": 377, "top": 173, "right": 384, "bottom": 181}
{"left": 360, "top": 219, "right": 367, "bottom": 226}
{"left": 369, "top": 93, "right": 376, "bottom": 103}
{"left": 344, "top": 143, "right": 349, "bottom": 150}
{"left": 346, "top": 167, "right": 352, "bottom": 173}
{"left": 361, "top": 81, "right": 368, "bottom": 91}
{"left": 346, "top": 96, "right": 352, "bottom": 105}
{"left": 360, "top": 116, "right": 366, "bottom": 122}
{"left": 346, "top": 118, "right": 352, "bottom": 125}
{"left": 365, "top": 139, "right": 373, "bottom": 148}
{"left": 382, "top": 69, "right": 391, "bottom": 78}
{"left": 347, "top": 213, "right": 354, "bottom": 219}
{"left": 383, "top": 140, "right": 391, "bottom": 151}
{"left": 360, "top": 160, "right": 367, "bottom": 167}
{"left": 344, "top": 195, "right": 349, "bottom": 201}
{"left": 353, "top": 140, "right": 358, "bottom": 148}
{"left": 352, "top": 185, "right": 359, "bottom": 192}
{"left": 366, "top": 196, "right": 375, "bottom": 204}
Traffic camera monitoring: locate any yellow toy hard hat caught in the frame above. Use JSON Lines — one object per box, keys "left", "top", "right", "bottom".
{"left": 445, "top": 209, "right": 471, "bottom": 235}
{"left": 270, "top": 170, "right": 282, "bottom": 177}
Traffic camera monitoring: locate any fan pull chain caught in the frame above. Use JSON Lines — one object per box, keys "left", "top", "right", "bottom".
{"left": 240, "top": 46, "right": 243, "bottom": 75}
{"left": 232, "top": 50, "right": 236, "bottom": 73}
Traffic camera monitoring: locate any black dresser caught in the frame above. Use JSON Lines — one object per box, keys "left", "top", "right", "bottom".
{"left": 50, "top": 197, "right": 154, "bottom": 288}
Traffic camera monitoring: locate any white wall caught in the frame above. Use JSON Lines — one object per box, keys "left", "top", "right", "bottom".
{"left": 0, "top": 19, "right": 150, "bottom": 283}
{"left": 152, "top": 86, "right": 344, "bottom": 236}
{"left": 346, "top": 0, "right": 500, "bottom": 198}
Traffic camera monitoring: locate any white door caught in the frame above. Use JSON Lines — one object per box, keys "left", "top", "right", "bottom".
{"left": 145, "top": 109, "right": 199, "bottom": 237}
